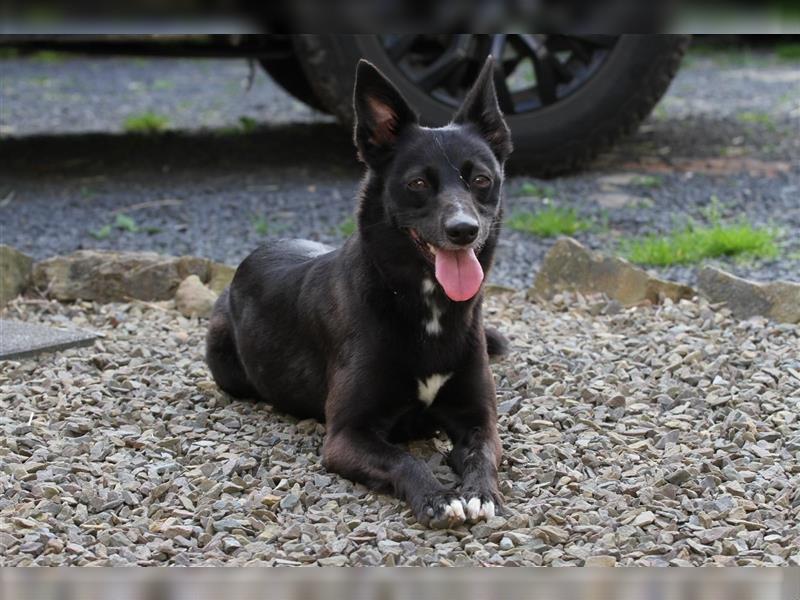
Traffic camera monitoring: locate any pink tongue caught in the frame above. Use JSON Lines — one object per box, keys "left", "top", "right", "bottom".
{"left": 434, "top": 248, "right": 484, "bottom": 302}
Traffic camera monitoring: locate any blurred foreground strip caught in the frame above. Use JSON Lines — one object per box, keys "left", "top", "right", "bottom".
{"left": 1, "top": 568, "right": 798, "bottom": 600}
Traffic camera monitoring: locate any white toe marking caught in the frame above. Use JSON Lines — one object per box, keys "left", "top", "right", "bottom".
{"left": 449, "top": 499, "right": 466, "bottom": 521}
{"left": 417, "top": 373, "right": 452, "bottom": 406}
{"left": 466, "top": 497, "right": 481, "bottom": 520}
{"left": 481, "top": 501, "right": 495, "bottom": 520}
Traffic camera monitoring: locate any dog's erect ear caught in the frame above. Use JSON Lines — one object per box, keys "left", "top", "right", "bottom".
{"left": 452, "top": 56, "right": 512, "bottom": 163}
{"left": 353, "top": 60, "right": 418, "bottom": 165}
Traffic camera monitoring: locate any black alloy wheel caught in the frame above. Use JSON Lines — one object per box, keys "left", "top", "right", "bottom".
{"left": 294, "top": 34, "right": 690, "bottom": 175}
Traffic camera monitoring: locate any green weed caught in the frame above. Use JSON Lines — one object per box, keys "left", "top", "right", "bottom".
{"left": 508, "top": 207, "right": 592, "bottom": 237}
{"left": 738, "top": 111, "right": 777, "bottom": 131}
{"left": 630, "top": 174, "right": 662, "bottom": 189}
{"left": 776, "top": 43, "right": 800, "bottom": 61}
{"left": 338, "top": 217, "right": 356, "bottom": 237}
{"left": 89, "top": 213, "right": 159, "bottom": 239}
{"left": 515, "top": 182, "right": 557, "bottom": 198}
{"left": 238, "top": 116, "right": 258, "bottom": 133}
{"left": 624, "top": 221, "right": 779, "bottom": 266}
{"left": 123, "top": 112, "right": 169, "bottom": 134}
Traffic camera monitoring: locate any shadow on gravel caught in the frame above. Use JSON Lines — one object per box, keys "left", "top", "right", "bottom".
{"left": 2, "top": 115, "right": 794, "bottom": 182}
{"left": 0, "top": 123, "right": 360, "bottom": 177}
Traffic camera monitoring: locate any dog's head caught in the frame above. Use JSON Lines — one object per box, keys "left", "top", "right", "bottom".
{"left": 353, "top": 57, "right": 512, "bottom": 302}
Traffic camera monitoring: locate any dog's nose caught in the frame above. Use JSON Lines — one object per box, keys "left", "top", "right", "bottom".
{"left": 445, "top": 217, "right": 479, "bottom": 245}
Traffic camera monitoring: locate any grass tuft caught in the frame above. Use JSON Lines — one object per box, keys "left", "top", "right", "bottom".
{"left": 630, "top": 174, "right": 662, "bottom": 189}
{"left": 123, "top": 112, "right": 169, "bottom": 134}
{"left": 508, "top": 207, "right": 591, "bottom": 237}
{"left": 515, "top": 182, "right": 556, "bottom": 198}
{"left": 251, "top": 215, "right": 270, "bottom": 236}
{"left": 737, "top": 111, "right": 776, "bottom": 130}
{"left": 624, "top": 222, "right": 779, "bottom": 266}
{"left": 114, "top": 214, "right": 138, "bottom": 233}
{"left": 338, "top": 217, "right": 356, "bottom": 237}
{"left": 31, "top": 50, "right": 66, "bottom": 63}
{"left": 238, "top": 116, "right": 258, "bottom": 133}
{"left": 90, "top": 213, "right": 159, "bottom": 239}
{"left": 776, "top": 43, "right": 800, "bottom": 61}
{"left": 152, "top": 79, "right": 174, "bottom": 91}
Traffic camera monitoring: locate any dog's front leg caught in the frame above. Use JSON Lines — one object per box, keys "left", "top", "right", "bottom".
{"left": 438, "top": 364, "right": 503, "bottom": 522}
{"left": 322, "top": 426, "right": 467, "bottom": 528}
{"left": 448, "top": 423, "right": 502, "bottom": 521}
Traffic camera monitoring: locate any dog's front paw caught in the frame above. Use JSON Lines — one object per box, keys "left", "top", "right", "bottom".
{"left": 461, "top": 490, "right": 501, "bottom": 522}
{"left": 413, "top": 492, "right": 467, "bottom": 529}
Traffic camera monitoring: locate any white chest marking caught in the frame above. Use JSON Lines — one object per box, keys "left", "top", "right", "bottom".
{"left": 417, "top": 373, "right": 452, "bottom": 406}
{"left": 422, "top": 278, "right": 443, "bottom": 335}
{"left": 425, "top": 305, "right": 442, "bottom": 335}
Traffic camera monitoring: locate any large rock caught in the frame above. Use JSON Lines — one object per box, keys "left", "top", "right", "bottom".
{"left": 207, "top": 262, "right": 236, "bottom": 295}
{"left": 530, "top": 238, "right": 695, "bottom": 306}
{"left": 175, "top": 275, "right": 218, "bottom": 318}
{"left": 32, "top": 250, "right": 211, "bottom": 302}
{"left": 698, "top": 267, "right": 800, "bottom": 323}
{"left": 0, "top": 245, "right": 33, "bottom": 306}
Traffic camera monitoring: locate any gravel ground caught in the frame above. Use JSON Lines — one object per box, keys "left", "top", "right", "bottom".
{"left": 1, "top": 292, "right": 798, "bottom": 566}
{"left": 1, "top": 47, "right": 799, "bottom": 289}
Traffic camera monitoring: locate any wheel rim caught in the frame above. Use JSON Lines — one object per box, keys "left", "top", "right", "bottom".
{"left": 379, "top": 34, "right": 619, "bottom": 115}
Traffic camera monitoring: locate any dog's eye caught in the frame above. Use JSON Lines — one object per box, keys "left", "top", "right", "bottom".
{"left": 472, "top": 175, "right": 491, "bottom": 189}
{"left": 407, "top": 178, "right": 428, "bottom": 191}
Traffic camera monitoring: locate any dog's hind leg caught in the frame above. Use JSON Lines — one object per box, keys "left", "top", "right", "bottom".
{"left": 205, "top": 289, "right": 258, "bottom": 399}
{"left": 484, "top": 326, "right": 509, "bottom": 359}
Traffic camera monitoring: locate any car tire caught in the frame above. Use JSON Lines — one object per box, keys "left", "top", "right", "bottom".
{"left": 260, "top": 54, "right": 330, "bottom": 114}
{"left": 293, "top": 34, "right": 689, "bottom": 176}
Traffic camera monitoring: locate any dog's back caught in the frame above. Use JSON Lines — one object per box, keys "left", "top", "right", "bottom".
{"left": 206, "top": 239, "right": 338, "bottom": 420}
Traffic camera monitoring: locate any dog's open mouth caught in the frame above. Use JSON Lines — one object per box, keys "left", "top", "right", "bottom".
{"left": 408, "top": 229, "right": 484, "bottom": 302}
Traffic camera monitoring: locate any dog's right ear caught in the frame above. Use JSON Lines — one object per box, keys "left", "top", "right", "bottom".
{"left": 353, "top": 60, "right": 418, "bottom": 165}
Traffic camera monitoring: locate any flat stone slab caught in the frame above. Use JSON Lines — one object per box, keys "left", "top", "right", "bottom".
{"left": 0, "top": 319, "right": 97, "bottom": 360}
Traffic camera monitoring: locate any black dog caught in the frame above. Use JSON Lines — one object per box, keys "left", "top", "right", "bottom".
{"left": 206, "top": 56, "right": 512, "bottom": 527}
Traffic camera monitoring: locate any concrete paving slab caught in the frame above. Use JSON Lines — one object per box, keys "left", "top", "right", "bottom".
{"left": 0, "top": 319, "right": 97, "bottom": 360}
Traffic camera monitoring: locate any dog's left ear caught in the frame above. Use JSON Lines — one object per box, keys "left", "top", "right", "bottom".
{"left": 452, "top": 56, "right": 513, "bottom": 163}
{"left": 353, "top": 59, "right": 418, "bottom": 165}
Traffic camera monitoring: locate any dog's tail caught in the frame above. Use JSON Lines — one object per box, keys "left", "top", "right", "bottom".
{"left": 485, "top": 327, "right": 510, "bottom": 359}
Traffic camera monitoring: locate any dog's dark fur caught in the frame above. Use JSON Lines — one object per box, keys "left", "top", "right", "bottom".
{"left": 206, "top": 57, "right": 512, "bottom": 527}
